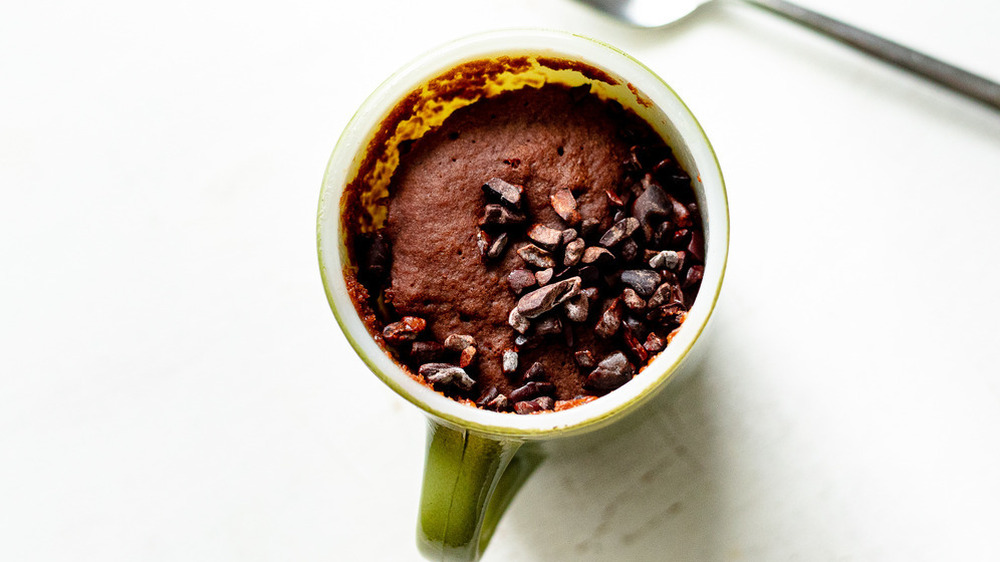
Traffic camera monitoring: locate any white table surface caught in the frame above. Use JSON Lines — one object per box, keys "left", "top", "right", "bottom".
{"left": 3, "top": 1, "right": 999, "bottom": 560}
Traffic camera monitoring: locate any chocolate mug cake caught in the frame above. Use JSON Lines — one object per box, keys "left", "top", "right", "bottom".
{"left": 343, "top": 62, "right": 705, "bottom": 415}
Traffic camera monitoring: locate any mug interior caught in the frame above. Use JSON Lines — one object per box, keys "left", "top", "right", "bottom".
{"left": 318, "top": 29, "right": 728, "bottom": 439}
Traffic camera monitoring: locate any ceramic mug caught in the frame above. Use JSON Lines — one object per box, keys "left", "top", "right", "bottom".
{"left": 317, "top": 29, "right": 729, "bottom": 561}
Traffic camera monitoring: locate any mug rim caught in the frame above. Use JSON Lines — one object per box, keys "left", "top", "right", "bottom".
{"left": 317, "top": 28, "right": 729, "bottom": 439}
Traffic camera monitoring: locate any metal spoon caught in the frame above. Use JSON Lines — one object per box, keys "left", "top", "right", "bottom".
{"left": 577, "top": 0, "right": 1000, "bottom": 110}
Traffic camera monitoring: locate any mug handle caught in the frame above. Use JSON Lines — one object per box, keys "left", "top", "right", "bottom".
{"left": 417, "top": 419, "right": 544, "bottom": 561}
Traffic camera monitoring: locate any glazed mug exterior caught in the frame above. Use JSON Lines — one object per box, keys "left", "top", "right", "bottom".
{"left": 317, "top": 29, "right": 729, "bottom": 561}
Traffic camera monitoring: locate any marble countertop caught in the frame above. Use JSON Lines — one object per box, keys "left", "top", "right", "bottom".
{"left": 2, "top": 0, "right": 998, "bottom": 560}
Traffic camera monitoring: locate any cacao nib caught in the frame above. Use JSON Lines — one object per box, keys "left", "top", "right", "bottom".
{"left": 585, "top": 352, "right": 634, "bottom": 391}
{"left": 563, "top": 238, "right": 585, "bottom": 266}
{"left": 410, "top": 341, "right": 446, "bottom": 363}
{"left": 459, "top": 346, "right": 477, "bottom": 368}
{"left": 574, "top": 350, "right": 596, "bottom": 369}
{"left": 516, "top": 277, "right": 582, "bottom": 318}
{"left": 419, "top": 363, "right": 476, "bottom": 391}
{"left": 550, "top": 188, "right": 581, "bottom": 225}
{"left": 535, "top": 268, "right": 554, "bottom": 286}
{"left": 580, "top": 218, "right": 601, "bottom": 239}
{"left": 595, "top": 298, "right": 623, "bottom": 339}
{"left": 502, "top": 350, "right": 519, "bottom": 375}
{"left": 621, "top": 288, "right": 647, "bottom": 311}
{"left": 514, "top": 396, "right": 555, "bottom": 414}
{"left": 631, "top": 179, "right": 670, "bottom": 240}
{"left": 482, "top": 177, "right": 523, "bottom": 208}
{"left": 523, "top": 361, "right": 546, "bottom": 382}
{"left": 648, "top": 250, "right": 684, "bottom": 272}
{"left": 481, "top": 203, "right": 526, "bottom": 227}
{"left": 510, "top": 381, "right": 555, "bottom": 402}
{"left": 581, "top": 246, "right": 614, "bottom": 266}
{"left": 598, "top": 217, "right": 639, "bottom": 247}
{"left": 508, "top": 268, "right": 537, "bottom": 294}
{"left": 563, "top": 292, "right": 590, "bottom": 322}
{"left": 621, "top": 269, "right": 661, "bottom": 298}
{"left": 444, "top": 334, "right": 476, "bottom": 352}
{"left": 534, "top": 315, "right": 563, "bottom": 337}
{"left": 683, "top": 265, "right": 704, "bottom": 289}
{"left": 508, "top": 307, "right": 531, "bottom": 333}
{"left": 643, "top": 332, "right": 666, "bottom": 353}
{"left": 687, "top": 229, "right": 705, "bottom": 263}
{"left": 622, "top": 323, "right": 648, "bottom": 364}
{"left": 516, "top": 243, "right": 557, "bottom": 269}
{"left": 382, "top": 316, "right": 427, "bottom": 345}
{"left": 527, "top": 224, "right": 564, "bottom": 251}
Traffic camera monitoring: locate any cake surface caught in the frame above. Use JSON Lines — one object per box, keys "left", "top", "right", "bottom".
{"left": 349, "top": 83, "right": 705, "bottom": 412}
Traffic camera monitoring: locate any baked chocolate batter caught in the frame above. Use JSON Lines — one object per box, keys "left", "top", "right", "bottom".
{"left": 351, "top": 83, "right": 704, "bottom": 412}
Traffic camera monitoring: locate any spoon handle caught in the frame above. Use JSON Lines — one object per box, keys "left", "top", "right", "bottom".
{"left": 747, "top": 0, "right": 1000, "bottom": 110}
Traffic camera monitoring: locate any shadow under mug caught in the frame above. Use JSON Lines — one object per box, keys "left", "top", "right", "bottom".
{"left": 317, "top": 29, "right": 729, "bottom": 561}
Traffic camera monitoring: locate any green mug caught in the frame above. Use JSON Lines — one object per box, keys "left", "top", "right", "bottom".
{"left": 317, "top": 29, "right": 729, "bottom": 561}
